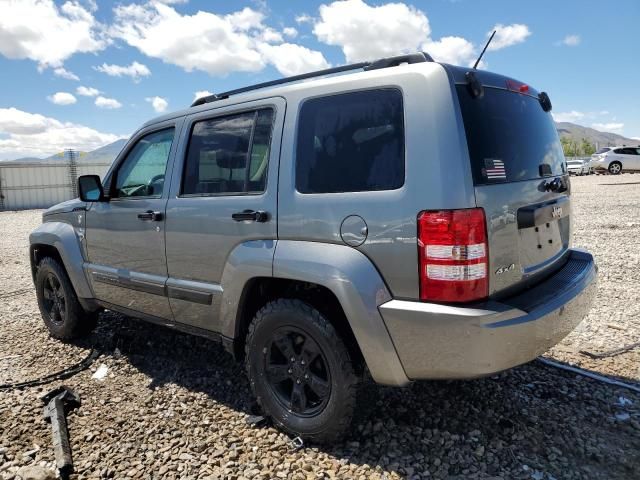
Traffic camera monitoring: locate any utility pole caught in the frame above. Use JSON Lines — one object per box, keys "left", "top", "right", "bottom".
{"left": 65, "top": 149, "right": 79, "bottom": 198}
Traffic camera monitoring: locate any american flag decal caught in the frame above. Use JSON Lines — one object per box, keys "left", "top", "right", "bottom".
{"left": 484, "top": 158, "right": 506, "bottom": 180}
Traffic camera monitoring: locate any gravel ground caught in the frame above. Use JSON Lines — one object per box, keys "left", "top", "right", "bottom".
{"left": 1, "top": 174, "right": 639, "bottom": 480}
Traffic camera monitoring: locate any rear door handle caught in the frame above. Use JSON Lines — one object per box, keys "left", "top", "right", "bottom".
{"left": 232, "top": 210, "right": 269, "bottom": 222}
{"left": 137, "top": 210, "right": 163, "bottom": 221}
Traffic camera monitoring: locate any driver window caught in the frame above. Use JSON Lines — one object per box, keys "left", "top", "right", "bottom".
{"left": 114, "top": 128, "right": 175, "bottom": 198}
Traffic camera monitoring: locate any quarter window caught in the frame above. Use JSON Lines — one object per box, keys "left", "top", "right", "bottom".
{"left": 113, "top": 128, "right": 174, "bottom": 199}
{"left": 182, "top": 109, "right": 274, "bottom": 195}
{"left": 295, "top": 89, "right": 405, "bottom": 193}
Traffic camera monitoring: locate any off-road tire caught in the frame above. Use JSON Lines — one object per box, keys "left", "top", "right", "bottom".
{"left": 608, "top": 161, "right": 622, "bottom": 175}
{"left": 245, "top": 299, "right": 360, "bottom": 443}
{"left": 35, "top": 257, "right": 98, "bottom": 340}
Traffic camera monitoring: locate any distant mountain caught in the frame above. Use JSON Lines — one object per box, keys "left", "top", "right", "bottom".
{"left": 555, "top": 122, "right": 638, "bottom": 148}
{"left": 5, "top": 138, "right": 127, "bottom": 164}
{"left": 79, "top": 139, "right": 128, "bottom": 163}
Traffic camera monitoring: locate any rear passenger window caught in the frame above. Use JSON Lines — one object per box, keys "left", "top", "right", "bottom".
{"left": 296, "top": 89, "right": 404, "bottom": 193}
{"left": 182, "top": 109, "right": 274, "bottom": 195}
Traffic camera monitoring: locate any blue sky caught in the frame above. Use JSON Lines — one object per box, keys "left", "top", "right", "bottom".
{"left": 0, "top": 0, "right": 638, "bottom": 160}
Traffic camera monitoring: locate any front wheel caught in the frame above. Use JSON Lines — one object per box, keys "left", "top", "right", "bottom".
{"left": 35, "top": 257, "right": 98, "bottom": 340}
{"left": 245, "top": 299, "right": 360, "bottom": 443}
{"left": 608, "top": 161, "right": 622, "bottom": 175}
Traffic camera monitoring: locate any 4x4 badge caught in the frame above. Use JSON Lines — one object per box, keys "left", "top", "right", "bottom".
{"left": 495, "top": 263, "right": 515, "bottom": 275}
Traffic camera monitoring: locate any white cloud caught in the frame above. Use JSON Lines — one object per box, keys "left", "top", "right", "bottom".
{"left": 592, "top": 122, "right": 624, "bottom": 133}
{"left": 94, "top": 61, "right": 151, "bottom": 82}
{"left": 194, "top": 90, "right": 213, "bottom": 101}
{"left": 561, "top": 34, "right": 581, "bottom": 47}
{"left": 48, "top": 92, "right": 77, "bottom": 105}
{"left": 313, "top": 0, "right": 430, "bottom": 63}
{"left": 295, "top": 14, "right": 314, "bottom": 24}
{"left": 225, "top": 7, "right": 265, "bottom": 31}
{"left": 146, "top": 96, "right": 168, "bottom": 113}
{"left": 423, "top": 36, "right": 477, "bottom": 67}
{"left": 487, "top": 24, "right": 531, "bottom": 51}
{"left": 259, "top": 27, "right": 284, "bottom": 44}
{"left": 283, "top": 27, "right": 298, "bottom": 38}
{"left": 631, "top": 136, "right": 640, "bottom": 141}
{"left": 0, "top": 107, "right": 121, "bottom": 160}
{"left": 110, "top": 3, "right": 329, "bottom": 78}
{"left": 0, "top": 0, "right": 106, "bottom": 69}
{"left": 111, "top": 3, "right": 265, "bottom": 75}
{"left": 258, "top": 43, "right": 330, "bottom": 76}
{"left": 95, "top": 96, "right": 122, "bottom": 109}
{"left": 53, "top": 67, "right": 79, "bottom": 81}
{"left": 309, "top": 1, "right": 528, "bottom": 67}
{"left": 76, "top": 86, "right": 101, "bottom": 97}
{"left": 552, "top": 111, "right": 585, "bottom": 123}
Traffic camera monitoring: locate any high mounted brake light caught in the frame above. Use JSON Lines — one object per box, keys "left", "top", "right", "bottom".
{"left": 506, "top": 79, "right": 529, "bottom": 94}
{"left": 418, "top": 208, "right": 489, "bottom": 303}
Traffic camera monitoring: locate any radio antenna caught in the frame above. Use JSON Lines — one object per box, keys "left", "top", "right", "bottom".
{"left": 473, "top": 30, "right": 496, "bottom": 70}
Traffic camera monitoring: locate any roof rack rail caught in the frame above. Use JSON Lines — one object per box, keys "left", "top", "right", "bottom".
{"left": 190, "top": 52, "right": 433, "bottom": 107}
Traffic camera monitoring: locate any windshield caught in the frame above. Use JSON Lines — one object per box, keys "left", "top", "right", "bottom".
{"left": 456, "top": 85, "right": 566, "bottom": 185}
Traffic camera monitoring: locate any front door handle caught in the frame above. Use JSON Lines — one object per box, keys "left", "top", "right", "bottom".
{"left": 137, "top": 210, "right": 163, "bottom": 221}
{"left": 232, "top": 210, "right": 269, "bottom": 223}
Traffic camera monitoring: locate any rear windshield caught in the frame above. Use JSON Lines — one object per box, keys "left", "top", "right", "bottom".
{"left": 456, "top": 85, "right": 565, "bottom": 185}
{"left": 595, "top": 147, "right": 611, "bottom": 154}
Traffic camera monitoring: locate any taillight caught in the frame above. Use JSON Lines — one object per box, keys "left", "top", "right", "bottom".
{"left": 417, "top": 208, "right": 489, "bottom": 303}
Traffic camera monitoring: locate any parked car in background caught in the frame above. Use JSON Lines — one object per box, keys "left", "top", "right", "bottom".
{"left": 591, "top": 146, "right": 640, "bottom": 174}
{"left": 590, "top": 147, "right": 612, "bottom": 172}
{"left": 566, "top": 158, "right": 590, "bottom": 175}
{"left": 29, "top": 53, "right": 597, "bottom": 442}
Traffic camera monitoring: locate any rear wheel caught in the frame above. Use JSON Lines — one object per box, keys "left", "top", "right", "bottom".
{"left": 608, "top": 161, "right": 622, "bottom": 175}
{"left": 245, "top": 299, "right": 359, "bottom": 443}
{"left": 35, "top": 257, "right": 97, "bottom": 340}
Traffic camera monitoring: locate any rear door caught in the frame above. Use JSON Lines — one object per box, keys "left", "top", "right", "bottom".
{"left": 454, "top": 79, "right": 570, "bottom": 297}
{"left": 164, "top": 98, "right": 284, "bottom": 332}
{"left": 620, "top": 147, "right": 640, "bottom": 170}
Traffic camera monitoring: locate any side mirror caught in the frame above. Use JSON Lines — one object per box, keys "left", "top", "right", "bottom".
{"left": 78, "top": 175, "right": 106, "bottom": 202}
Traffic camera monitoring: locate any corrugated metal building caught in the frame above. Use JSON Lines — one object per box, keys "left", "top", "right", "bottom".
{"left": 0, "top": 161, "right": 111, "bottom": 211}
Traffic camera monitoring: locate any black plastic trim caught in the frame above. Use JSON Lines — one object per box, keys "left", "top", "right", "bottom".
{"left": 96, "top": 300, "right": 231, "bottom": 345}
{"left": 166, "top": 285, "right": 213, "bottom": 305}
{"left": 517, "top": 196, "right": 570, "bottom": 229}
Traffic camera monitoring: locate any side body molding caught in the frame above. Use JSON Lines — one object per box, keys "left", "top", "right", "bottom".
{"left": 29, "top": 220, "right": 93, "bottom": 299}
{"left": 272, "top": 240, "right": 410, "bottom": 386}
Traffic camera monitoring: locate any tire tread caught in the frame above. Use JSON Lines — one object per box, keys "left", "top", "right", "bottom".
{"left": 245, "top": 298, "right": 360, "bottom": 443}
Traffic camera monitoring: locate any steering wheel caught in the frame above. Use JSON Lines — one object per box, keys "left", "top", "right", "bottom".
{"left": 147, "top": 174, "right": 165, "bottom": 195}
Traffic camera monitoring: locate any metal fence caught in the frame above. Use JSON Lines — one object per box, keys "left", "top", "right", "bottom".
{"left": 0, "top": 162, "right": 111, "bottom": 211}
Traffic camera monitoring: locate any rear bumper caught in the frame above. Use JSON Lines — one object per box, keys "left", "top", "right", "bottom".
{"left": 379, "top": 249, "right": 597, "bottom": 380}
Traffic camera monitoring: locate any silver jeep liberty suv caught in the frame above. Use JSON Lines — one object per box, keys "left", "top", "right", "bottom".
{"left": 30, "top": 52, "right": 597, "bottom": 442}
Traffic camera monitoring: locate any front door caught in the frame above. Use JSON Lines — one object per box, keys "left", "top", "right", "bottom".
{"left": 164, "top": 98, "right": 284, "bottom": 332}
{"left": 85, "top": 123, "right": 180, "bottom": 320}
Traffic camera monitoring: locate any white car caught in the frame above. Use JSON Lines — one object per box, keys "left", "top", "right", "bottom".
{"left": 566, "top": 159, "right": 590, "bottom": 175}
{"left": 592, "top": 146, "right": 640, "bottom": 174}
{"left": 590, "top": 147, "right": 612, "bottom": 171}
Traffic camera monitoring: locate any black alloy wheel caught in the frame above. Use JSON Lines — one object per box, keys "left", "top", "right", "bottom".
{"left": 35, "top": 257, "right": 98, "bottom": 340}
{"left": 265, "top": 327, "right": 331, "bottom": 417}
{"left": 245, "top": 299, "right": 360, "bottom": 443}
{"left": 41, "top": 272, "right": 66, "bottom": 325}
